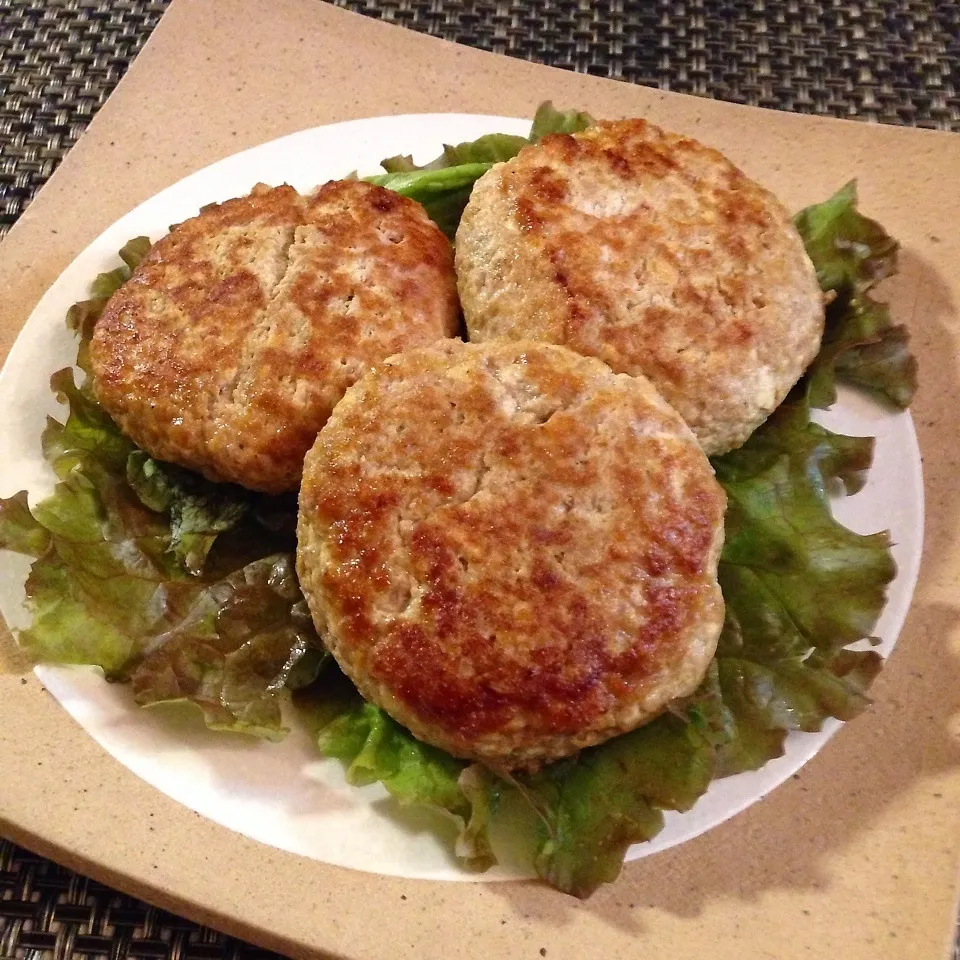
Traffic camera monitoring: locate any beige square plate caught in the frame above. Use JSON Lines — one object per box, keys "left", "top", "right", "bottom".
{"left": 1, "top": 2, "right": 958, "bottom": 957}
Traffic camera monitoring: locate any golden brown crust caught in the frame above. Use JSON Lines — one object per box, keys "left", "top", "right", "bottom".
{"left": 296, "top": 340, "right": 726, "bottom": 768}
{"left": 90, "top": 181, "right": 459, "bottom": 493}
{"left": 456, "top": 118, "right": 825, "bottom": 455}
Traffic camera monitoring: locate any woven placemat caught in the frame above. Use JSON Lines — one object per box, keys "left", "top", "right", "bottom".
{"left": 0, "top": 839, "right": 282, "bottom": 960}
{"left": 0, "top": 1, "right": 167, "bottom": 237}
{"left": 1, "top": 0, "right": 958, "bottom": 237}
{"left": 336, "top": 0, "right": 960, "bottom": 125}
{"left": 0, "top": 1, "right": 958, "bottom": 958}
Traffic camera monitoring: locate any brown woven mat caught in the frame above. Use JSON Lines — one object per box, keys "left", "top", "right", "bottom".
{"left": 0, "top": 839, "right": 282, "bottom": 960}
{"left": 0, "top": 1, "right": 958, "bottom": 958}
{"left": 1, "top": 0, "right": 958, "bottom": 237}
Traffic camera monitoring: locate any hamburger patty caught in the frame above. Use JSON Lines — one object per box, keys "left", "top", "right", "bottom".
{"left": 456, "top": 119, "right": 824, "bottom": 455}
{"left": 90, "top": 180, "right": 459, "bottom": 493}
{"left": 296, "top": 340, "right": 726, "bottom": 769}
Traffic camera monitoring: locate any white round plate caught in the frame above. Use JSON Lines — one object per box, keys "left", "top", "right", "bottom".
{"left": 0, "top": 114, "right": 924, "bottom": 882}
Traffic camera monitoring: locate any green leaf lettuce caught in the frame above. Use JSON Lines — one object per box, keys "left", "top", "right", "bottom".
{"left": 370, "top": 101, "right": 595, "bottom": 238}
{"left": 519, "top": 715, "right": 714, "bottom": 897}
{"left": 317, "top": 700, "right": 496, "bottom": 870}
{"left": 528, "top": 101, "right": 596, "bottom": 140}
{"left": 795, "top": 182, "right": 917, "bottom": 409}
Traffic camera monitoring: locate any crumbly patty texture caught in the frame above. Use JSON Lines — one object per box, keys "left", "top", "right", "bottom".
{"left": 456, "top": 119, "right": 824, "bottom": 455}
{"left": 90, "top": 180, "right": 459, "bottom": 493}
{"left": 297, "top": 340, "right": 726, "bottom": 768}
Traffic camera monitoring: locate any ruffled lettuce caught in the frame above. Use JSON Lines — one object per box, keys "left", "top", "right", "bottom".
{"left": 370, "top": 101, "right": 595, "bottom": 237}
{"left": 521, "top": 715, "right": 715, "bottom": 896}
{"left": 316, "top": 697, "right": 497, "bottom": 871}
{"left": 528, "top": 102, "right": 596, "bottom": 140}
{"left": 0, "top": 382, "right": 321, "bottom": 735}
{"left": 125, "top": 452, "right": 250, "bottom": 577}
{"left": 67, "top": 237, "right": 151, "bottom": 375}
{"left": 130, "top": 554, "right": 325, "bottom": 739}
{"left": 795, "top": 182, "right": 917, "bottom": 409}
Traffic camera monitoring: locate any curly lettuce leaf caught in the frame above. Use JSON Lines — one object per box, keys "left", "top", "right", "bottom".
{"left": 12, "top": 472, "right": 318, "bottom": 736}
{"left": 715, "top": 398, "right": 895, "bottom": 652}
{"left": 706, "top": 385, "right": 896, "bottom": 772}
{"left": 43, "top": 367, "right": 133, "bottom": 476}
{"left": 713, "top": 648, "right": 882, "bottom": 774}
{"left": 118, "top": 236, "right": 152, "bottom": 270}
{"left": 372, "top": 102, "right": 594, "bottom": 237}
{"left": 7, "top": 417, "right": 319, "bottom": 735}
{"left": 317, "top": 701, "right": 496, "bottom": 870}
{"left": 130, "top": 554, "right": 323, "bottom": 739}
{"left": 12, "top": 422, "right": 197, "bottom": 676}
{"left": 366, "top": 163, "right": 494, "bottom": 238}
{"left": 126, "top": 451, "right": 249, "bottom": 576}
{"left": 38, "top": 367, "right": 254, "bottom": 579}
{"left": 67, "top": 237, "right": 150, "bottom": 373}
{"left": 519, "top": 715, "right": 714, "bottom": 897}
{"left": 0, "top": 490, "right": 51, "bottom": 557}
{"left": 795, "top": 183, "right": 917, "bottom": 409}
{"left": 809, "top": 294, "right": 918, "bottom": 409}
{"left": 529, "top": 101, "right": 595, "bottom": 140}
{"left": 794, "top": 182, "right": 897, "bottom": 293}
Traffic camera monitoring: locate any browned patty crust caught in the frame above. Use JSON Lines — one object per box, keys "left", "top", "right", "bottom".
{"left": 456, "top": 119, "right": 825, "bottom": 455}
{"left": 296, "top": 340, "right": 726, "bottom": 768}
{"left": 90, "top": 180, "right": 459, "bottom": 493}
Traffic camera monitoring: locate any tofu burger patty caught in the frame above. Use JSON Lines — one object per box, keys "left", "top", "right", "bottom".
{"left": 90, "top": 180, "right": 459, "bottom": 493}
{"left": 456, "top": 119, "right": 824, "bottom": 455}
{"left": 296, "top": 339, "right": 727, "bottom": 768}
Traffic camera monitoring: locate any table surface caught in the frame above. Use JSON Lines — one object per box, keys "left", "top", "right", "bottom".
{"left": 0, "top": 1, "right": 957, "bottom": 957}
